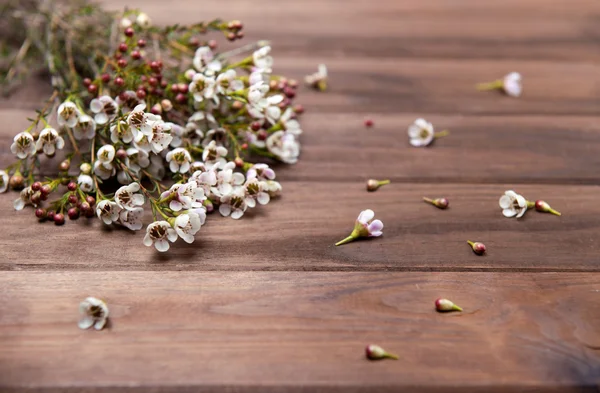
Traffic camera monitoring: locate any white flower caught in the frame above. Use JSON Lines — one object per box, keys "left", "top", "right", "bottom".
{"left": 408, "top": 118, "right": 434, "bottom": 147}
{"left": 78, "top": 297, "right": 109, "bottom": 331}
{"left": 116, "top": 90, "right": 143, "bottom": 113}
{"left": 305, "top": 64, "right": 327, "bottom": 91}
{"left": 190, "top": 166, "right": 218, "bottom": 196}
{"left": 174, "top": 212, "right": 203, "bottom": 243}
{"left": 125, "top": 148, "right": 150, "bottom": 173}
{"left": 115, "top": 182, "right": 145, "bottom": 211}
{"left": 202, "top": 128, "right": 228, "bottom": 148}
{"left": 335, "top": 209, "right": 384, "bottom": 246}
{"left": 168, "top": 122, "right": 185, "bottom": 147}
{"left": 94, "top": 160, "right": 116, "bottom": 180}
{"left": 10, "top": 132, "right": 35, "bottom": 159}
{"left": 249, "top": 69, "right": 269, "bottom": 86}
{"left": 253, "top": 46, "right": 273, "bottom": 72}
{"left": 117, "top": 170, "right": 133, "bottom": 185}
{"left": 219, "top": 189, "right": 247, "bottom": 219}
{"left": 248, "top": 82, "right": 270, "bottom": 106}
{"left": 57, "top": 101, "right": 80, "bottom": 128}
{"left": 160, "top": 182, "right": 205, "bottom": 212}
{"left": 280, "top": 108, "right": 302, "bottom": 136}
{"left": 96, "top": 200, "right": 121, "bottom": 224}
{"left": 499, "top": 190, "right": 528, "bottom": 218}
{"left": 263, "top": 180, "right": 282, "bottom": 197}
{"left": 243, "top": 177, "right": 270, "bottom": 208}
{"left": 503, "top": 72, "right": 522, "bottom": 97}
{"left": 77, "top": 174, "right": 95, "bottom": 193}
{"left": 202, "top": 140, "right": 228, "bottom": 169}
{"left": 127, "top": 104, "right": 158, "bottom": 137}
{"left": 0, "top": 170, "right": 8, "bottom": 193}
{"left": 72, "top": 115, "right": 96, "bottom": 140}
{"left": 189, "top": 73, "right": 216, "bottom": 103}
{"left": 246, "top": 163, "right": 276, "bottom": 181}
{"left": 136, "top": 12, "right": 151, "bottom": 28}
{"left": 212, "top": 161, "right": 244, "bottom": 197}
{"left": 143, "top": 220, "right": 177, "bottom": 252}
{"left": 248, "top": 91, "right": 284, "bottom": 124}
{"left": 147, "top": 154, "right": 165, "bottom": 180}
{"left": 97, "top": 145, "right": 116, "bottom": 166}
{"left": 148, "top": 120, "right": 173, "bottom": 153}
{"left": 133, "top": 134, "right": 152, "bottom": 154}
{"left": 165, "top": 148, "right": 192, "bottom": 174}
{"left": 119, "top": 207, "right": 144, "bottom": 230}
{"left": 186, "top": 111, "right": 217, "bottom": 142}
{"left": 35, "top": 128, "right": 65, "bottom": 156}
{"left": 266, "top": 131, "right": 300, "bottom": 164}
{"left": 90, "top": 96, "right": 119, "bottom": 125}
{"left": 110, "top": 121, "right": 134, "bottom": 144}
{"left": 192, "top": 46, "right": 222, "bottom": 74}
{"left": 13, "top": 187, "right": 34, "bottom": 211}
{"left": 215, "top": 69, "right": 244, "bottom": 98}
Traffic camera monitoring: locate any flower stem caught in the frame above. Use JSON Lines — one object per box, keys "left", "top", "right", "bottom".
{"left": 423, "top": 197, "right": 434, "bottom": 204}
{"left": 434, "top": 130, "right": 450, "bottom": 139}
{"left": 335, "top": 234, "right": 356, "bottom": 246}
{"left": 383, "top": 352, "right": 399, "bottom": 360}
{"left": 378, "top": 180, "right": 391, "bottom": 186}
{"left": 467, "top": 240, "right": 475, "bottom": 247}
{"left": 526, "top": 200, "right": 535, "bottom": 209}
{"left": 548, "top": 208, "right": 562, "bottom": 216}
{"left": 476, "top": 80, "right": 503, "bottom": 91}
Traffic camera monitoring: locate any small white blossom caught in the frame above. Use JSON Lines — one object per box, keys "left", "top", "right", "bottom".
{"left": 503, "top": 72, "right": 522, "bottom": 97}
{"left": 115, "top": 182, "right": 145, "bottom": 211}
{"left": 143, "top": 220, "right": 177, "bottom": 252}
{"left": 219, "top": 189, "right": 247, "bottom": 219}
{"left": 35, "top": 128, "right": 65, "bottom": 156}
{"left": 243, "top": 177, "right": 270, "bottom": 208}
{"left": 96, "top": 200, "right": 121, "bottom": 224}
{"left": 72, "top": 115, "right": 96, "bottom": 140}
{"left": 57, "top": 101, "right": 80, "bottom": 128}
{"left": 213, "top": 161, "right": 244, "bottom": 197}
{"left": 190, "top": 166, "right": 218, "bottom": 196}
{"left": 147, "top": 154, "right": 166, "bottom": 180}
{"left": 247, "top": 163, "right": 276, "bottom": 181}
{"left": 133, "top": 134, "right": 152, "bottom": 155}
{"left": 10, "top": 132, "right": 36, "bottom": 159}
{"left": 13, "top": 187, "right": 34, "bottom": 211}
{"left": 408, "top": 118, "right": 434, "bottom": 147}
{"left": 215, "top": 69, "right": 244, "bottom": 97}
{"left": 165, "top": 148, "right": 192, "bottom": 174}
{"left": 90, "top": 96, "right": 119, "bottom": 125}
{"left": 266, "top": 131, "right": 300, "bottom": 164}
{"left": 202, "top": 140, "right": 228, "bottom": 169}
{"left": 94, "top": 160, "right": 116, "bottom": 180}
{"left": 110, "top": 121, "right": 134, "bottom": 144}
{"left": 168, "top": 122, "right": 185, "bottom": 147}
{"left": 280, "top": 108, "right": 302, "bottom": 136}
{"left": 192, "top": 46, "right": 222, "bottom": 74}
{"left": 248, "top": 82, "right": 270, "bottom": 106}
{"left": 305, "top": 64, "right": 327, "bottom": 91}
{"left": 499, "top": 190, "right": 528, "bottom": 218}
{"left": 174, "top": 212, "right": 204, "bottom": 243}
{"left": 117, "top": 170, "right": 133, "bottom": 185}
{"left": 148, "top": 120, "right": 173, "bottom": 153}
{"left": 127, "top": 104, "right": 158, "bottom": 137}
{"left": 263, "top": 180, "right": 282, "bottom": 197}
{"left": 119, "top": 207, "right": 144, "bottom": 230}
{"left": 136, "top": 12, "right": 151, "bottom": 28}
{"left": 248, "top": 90, "right": 284, "bottom": 124}
{"left": 77, "top": 174, "right": 95, "bottom": 193}
{"left": 160, "top": 182, "right": 206, "bottom": 212}
{"left": 97, "top": 145, "right": 116, "bottom": 165}
{"left": 78, "top": 297, "right": 109, "bottom": 331}
{"left": 253, "top": 46, "right": 273, "bottom": 72}
{"left": 125, "top": 148, "right": 150, "bottom": 173}
{"left": 0, "top": 170, "right": 8, "bottom": 193}
{"left": 186, "top": 111, "right": 217, "bottom": 142}
{"left": 189, "top": 73, "right": 216, "bottom": 103}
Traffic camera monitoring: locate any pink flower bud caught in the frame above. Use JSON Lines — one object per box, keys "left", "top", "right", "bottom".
{"left": 435, "top": 298, "right": 462, "bottom": 312}
{"left": 365, "top": 344, "right": 398, "bottom": 360}
{"left": 534, "top": 200, "right": 561, "bottom": 216}
{"left": 423, "top": 197, "right": 449, "bottom": 209}
{"left": 366, "top": 179, "right": 390, "bottom": 192}
{"left": 467, "top": 240, "right": 486, "bottom": 255}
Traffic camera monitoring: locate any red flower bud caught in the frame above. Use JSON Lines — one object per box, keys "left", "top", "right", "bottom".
{"left": 68, "top": 194, "right": 78, "bottom": 205}
{"left": 41, "top": 184, "right": 51, "bottom": 196}
{"left": 137, "top": 39, "right": 146, "bottom": 48}
{"left": 467, "top": 240, "right": 486, "bottom": 255}
{"left": 82, "top": 78, "right": 92, "bottom": 87}
{"left": 67, "top": 182, "right": 77, "bottom": 191}
{"left": 435, "top": 298, "right": 462, "bottom": 312}
{"left": 131, "top": 50, "right": 142, "bottom": 60}
{"left": 86, "top": 196, "right": 96, "bottom": 206}
{"left": 124, "top": 27, "right": 134, "bottom": 37}
{"left": 101, "top": 73, "right": 111, "bottom": 83}
{"left": 118, "top": 42, "right": 128, "bottom": 53}
{"left": 365, "top": 344, "right": 398, "bottom": 360}
{"left": 116, "top": 149, "right": 128, "bottom": 160}
{"left": 67, "top": 207, "right": 80, "bottom": 220}
{"left": 534, "top": 200, "right": 561, "bottom": 216}
{"left": 54, "top": 213, "right": 65, "bottom": 226}
{"left": 234, "top": 158, "right": 244, "bottom": 168}
{"left": 59, "top": 159, "right": 71, "bottom": 171}
{"left": 364, "top": 119, "right": 374, "bottom": 128}
{"left": 47, "top": 210, "right": 55, "bottom": 221}
{"left": 31, "top": 182, "right": 42, "bottom": 191}
{"left": 423, "top": 197, "right": 449, "bottom": 209}
{"left": 87, "top": 84, "right": 98, "bottom": 94}
{"left": 35, "top": 208, "right": 47, "bottom": 219}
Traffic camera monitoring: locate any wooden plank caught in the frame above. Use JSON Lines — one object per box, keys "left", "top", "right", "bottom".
{"left": 98, "top": 0, "right": 600, "bottom": 62}
{"left": 1, "top": 183, "right": 598, "bottom": 272}
{"left": 0, "top": 272, "right": 599, "bottom": 391}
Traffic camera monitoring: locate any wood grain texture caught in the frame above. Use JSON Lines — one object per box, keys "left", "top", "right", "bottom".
{"left": 1, "top": 272, "right": 599, "bottom": 392}
{"left": 1, "top": 183, "right": 598, "bottom": 272}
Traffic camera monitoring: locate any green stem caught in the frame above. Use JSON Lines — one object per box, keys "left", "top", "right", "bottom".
{"left": 383, "top": 352, "right": 399, "bottom": 360}
{"left": 476, "top": 80, "right": 503, "bottom": 91}
{"left": 434, "top": 130, "right": 450, "bottom": 139}
{"left": 467, "top": 240, "right": 475, "bottom": 247}
{"left": 335, "top": 234, "right": 356, "bottom": 247}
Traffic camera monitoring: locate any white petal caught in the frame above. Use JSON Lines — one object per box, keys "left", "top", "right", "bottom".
{"left": 357, "top": 209, "right": 375, "bottom": 224}
{"left": 499, "top": 195, "right": 512, "bottom": 209}
{"left": 155, "top": 239, "right": 170, "bottom": 252}
{"left": 78, "top": 317, "right": 94, "bottom": 330}
{"left": 502, "top": 208, "right": 517, "bottom": 218}
{"left": 94, "top": 318, "right": 107, "bottom": 330}
{"left": 219, "top": 204, "right": 231, "bottom": 217}
{"left": 231, "top": 210, "right": 244, "bottom": 219}
{"left": 257, "top": 192, "right": 270, "bottom": 205}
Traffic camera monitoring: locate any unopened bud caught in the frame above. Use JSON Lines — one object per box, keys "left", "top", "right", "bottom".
{"left": 59, "top": 160, "right": 71, "bottom": 171}
{"left": 80, "top": 163, "right": 92, "bottom": 175}
{"left": 9, "top": 174, "right": 24, "bottom": 190}
{"left": 467, "top": 240, "right": 486, "bottom": 255}
{"left": 423, "top": 197, "right": 449, "bottom": 209}
{"left": 234, "top": 157, "right": 244, "bottom": 168}
{"left": 366, "top": 179, "right": 390, "bottom": 192}
{"left": 534, "top": 200, "right": 561, "bottom": 216}
{"left": 365, "top": 344, "right": 398, "bottom": 360}
{"left": 364, "top": 118, "right": 374, "bottom": 128}
{"left": 151, "top": 103, "right": 162, "bottom": 115}
{"left": 160, "top": 99, "right": 173, "bottom": 112}
{"left": 435, "top": 298, "right": 462, "bottom": 312}
{"left": 116, "top": 149, "right": 128, "bottom": 160}
{"left": 232, "top": 100, "right": 243, "bottom": 110}
{"left": 203, "top": 199, "right": 214, "bottom": 213}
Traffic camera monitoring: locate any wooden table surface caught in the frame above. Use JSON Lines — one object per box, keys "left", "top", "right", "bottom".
{"left": 1, "top": 0, "right": 600, "bottom": 391}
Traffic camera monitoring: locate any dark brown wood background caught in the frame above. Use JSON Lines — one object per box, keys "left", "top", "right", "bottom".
{"left": 1, "top": 0, "right": 600, "bottom": 391}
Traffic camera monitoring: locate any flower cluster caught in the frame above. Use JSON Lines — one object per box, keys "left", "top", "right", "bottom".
{"left": 3, "top": 9, "right": 298, "bottom": 251}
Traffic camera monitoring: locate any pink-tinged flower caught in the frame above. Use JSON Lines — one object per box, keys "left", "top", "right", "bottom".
{"left": 335, "top": 209, "right": 383, "bottom": 246}
{"left": 190, "top": 167, "right": 218, "bottom": 196}
{"left": 243, "top": 177, "right": 270, "bottom": 208}
{"left": 160, "top": 182, "right": 205, "bottom": 212}
{"left": 96, "top": 200, "right": 121, "bottom": 225}
{"left": 246, "top": 163, "right": 276, "bottom": 181}
{"left": 78, "top": 297, "right": 109, "bottom": 330}
{"left": 212, "top": 162, "right": 244, "bottom": 197}
{"left": 114, "top": 182, "right": 145, "bottom": 211}
{"left": 365, "top": 344, "right": 398, "bottom": 360}
{"left": 435, "top": 298, "right": 462, "bottom": 312}
{"left": 219, "top": 189, "right": 247, "bottom": 219}
{"left": 127, "top": 104, "right": 158, "bottom": 137}
{"left": 202, "top": 140, "right": 228, "bottom": 169}
{"left": 477, "top": 72, "right": 522, "bottom": 97}
{"left": 143, "top": 220, "right": 177, "bottom": 252}
{"left": 148, "top": 120, "right": 173, "bottom": 154}
{"left": 90, "top": 95, "right": 119, "bottom": 125}
{"left": 174, "top": 212, "right": 203, "bottom": 243}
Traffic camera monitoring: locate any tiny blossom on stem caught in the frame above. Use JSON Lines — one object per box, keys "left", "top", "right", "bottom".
{"left": 143, "top": 220, "right": 177, "bottom": 252}
{"left": 174, "top": 211, "right": 204, "bottom": 243}
{"left": 477, "top": 72, "right": 522, "bottom": 97}
{"left": 10, "top": 132, "right": 35, "bottom": 159}
{"left": 534, "top": 200, "right": 562, "bottom": 216}
{"left": 0, "top": 171, "right": 9, "bottom": 193}
{"left": 96, "top": 200, "right": 121, "bottom": 225}
{"left": 365, "top": 344, "right": 398, "bottom": 361}
{"left": 166, "top": 148, "right": 192, "bottom": 173}
{"left": 90, "top": 95, "right": 119, "bottom": 125}
{"left": 435, "top": 298, "right": 462, "bottom": 312}
{"left": 57, "top": 101, "right": 80, "bottom": 128}
{"left": 78, "top": 297, "right": 109, "bottom": 330}
{"left": 115, "top": 182, "right": 145, "bottom": 211}
{"left": 305, "top": 64, "right": 327, "bottom": 91}
{"left": 423, "top": 197, "right": 449, "bottom": 209}
{"left": 408, "top": 118, "right": 449, "bottom": 147}
{"left": 499, "top": 190, "right": 529, "bottom": 218}
{"left": 366, "top": 179, "right": 390, "bottom": 192}
{"left": 467, "top": 240, "right": 486, "bottom": 255}
{"left": 36, "top": 128, "right": 65, "bottom": 156}
{"left": 335, "top": 209, "right": 383, "bottom": 246}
